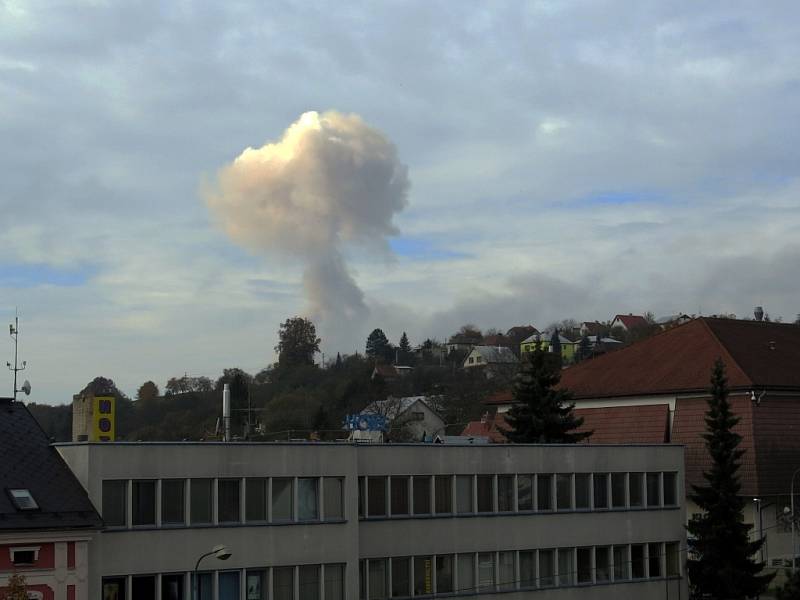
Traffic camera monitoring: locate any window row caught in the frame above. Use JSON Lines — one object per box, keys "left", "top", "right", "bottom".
{"left": 102, "top": 477, "right": 344, "bottom": 528}
{"left": 102, "top": 563, "right": 345, "bottom": 600}
{"left": 358, "top": 472, "right": 678, "bottom": 518}
{"left": 359, "top": 542, "right": 682, "bottom": 599}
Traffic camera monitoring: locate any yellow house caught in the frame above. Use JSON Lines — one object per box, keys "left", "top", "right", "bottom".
{"left": 520, "top": 332, "right": 579, "bottom": 362}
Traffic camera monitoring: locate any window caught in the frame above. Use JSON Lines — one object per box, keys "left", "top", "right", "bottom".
{"left": 434, "top": 475, "right": 452, "bottom": 514}
{"left": 647, "top": 473, "right": 661, "bottom": 507}
{"left": 132, "top": 480, "right": 156, "bottom": 526}
{"left": 161, "top": 573, "right": 183, "bottom": 600}
{"left": 556, "top": 474, "right": 572, "bottom": 510}
{"left": 390, "top": 477, "right": 409, "bottom": 515}
{"left": 367, "top": 477, "right": 387, "bottom": 517}
{"left": 648, "top": 543, "right": 662, "bottom": 578}
{"left": 246, "top": 570, "right": 266, "bottom": 600}
{"left": 218, "top": 479, "right": 241, "bottom": 523}
{"left": 299, "top": 564, "right": 321, "bottom": 600}
{"left": 190, "top": 479, "right": 213, "bottom": 525}
{"left": 274, "top": 567, "right": 295, "bottom": 600}
{"left": 102, "top": 480, "right": 127, "bottom": 527}
{"left": 246, "top": 478, "right": 267, "bottom": 522}
{"left": 519, "top": 551, "right": 535, "bottom": 588}
{"left": 537, "top": 475, "right": 553, "bottom": 511}
{"left": 476, "top": 356, "right": 482, "bottom": 363}
{"left": 324, "top": 477, "right": 343, "bottom": 520}
{"left": 593, "top": 474, "right": 609, "bottom": 509}
{"left": 629, "top": 473, "right": 644, "bottom": 508}
{"left": 11, "top": 548, "right": 37, "bottom": 565}
{"left": 369, "top": 559, "right": 388, "bottom": 600}
{"left": 611, "top": 473, "right": 626, "bottom": 508}
{"left": 132, "top": 575, "right": 156, "bottom": 600}
{"left": 413, "top": 476, "right": 431, "bottom": 515}
{"left": 414, "top": 556, "right": 433, "bottom": 596}
{"left": 7, "top": 488, "right": 38, "bottom": 511}
{"left": 665, "top": 542, "right": 680, "bottom": 576}
{"left": 103, "top": 577, "right": 126, "bottom": 600}
{"left": 219, "top": 571, "right": 240, "bottom": 600}
{"left": 161, "top": 479, "right": 185, "bottom": 525}
{"left": 663, "top": 472, "right": 678, "bottom": 506}
{"left": 391, "top": 557, "right": 411, "bottom": 598}
{"left": 595, "top": 547, "right": 610, "bottom": 582}
{"left": 498, "top": 476, "right": 514, "bottom": 512}
{"left": 272, "top": 478, "right": 294, "bottom": 522}
{"left": 359, "top": 478, "right": 365, "bottom": 518}
{"left": 456, "top": 475, "right": 473, "bottom": 513}
{"left": 575, "top": 474, "right": 590, "bottom": 510}
{"left": 359, "top": 561, "right": 366, "bottom": 600}
{"left": 476, "top": 476, "right": 494, "bottom": 512}
{"left": 631, "top": 544, "right": 646, "bottom": 579}
{"left": 468, "top": 357, "right": 474, "bottom": 364}
{"left": 436, "top": 555, "right": 454, "bottom": 593}
{"left": 613, "top": 545, "right": 629, "bottom": 581}
{"left": 324, "top": 564, "right": 345, "bottom": 600}
{"left": 498, "top": 551, "right": 515, "bottom": 591}
{"left": 558, "top": 548, "right": 574, "bottom": 586}
{"left": 477, "top": 552, "right": 495, "bottom": 591}
{"left": 197, "top": 573, "right": 213, "bottom": 600}
{"left": 539, "top": 549, "right": 555, "bottom": 587}
{"left": 577, "top": 548, "right": 592, "bottom": 584}
{"left": 411, "top": 411, "right": 424, "bottom": 421}
{"left": 517, "top": 475, "right": 533, "bottom": 511}
{"left": 457, "top": 554, "right": 474, "bottom": 592}
{"left": 299, "top": 478, "right": 319, "bottom": 521}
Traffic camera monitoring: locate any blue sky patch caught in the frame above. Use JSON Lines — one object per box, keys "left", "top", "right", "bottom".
{"left": 565, "top": 190, "right": 668, "bottom": 208}
{"left": 0, "top": 263, "right": 97, "bottom": 288}
{"left": 389, "top": 237, "right": 470, "bottom": 261}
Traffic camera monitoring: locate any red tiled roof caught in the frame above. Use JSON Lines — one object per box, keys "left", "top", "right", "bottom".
{"left": 573, "top": 404, "right": 670, "bottom": 444}
{"left": 372, "top": 364, "right": 397, "bottom": 379}
{"left": 461, "top": 413, "right": 509, "bottom": 443}
{"left": 613, "top": 314, "right": 649, "bottom": 329}
{"left": 581, "top": 321, "right": 605, "bottom": 335}
{"left": 484, "top": 390, "right": 513, "bottom": 406}
{"left": 559, "top": 318, "right": 800, "bottom": 399}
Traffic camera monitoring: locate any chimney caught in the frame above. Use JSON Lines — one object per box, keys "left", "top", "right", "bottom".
{"left": 754, "top": 306, "right": 764, "bottom": 322}
{"left": 223, "top": 383, "right": 231, "bottom": 442}
{"left": 480, "top": 411, "right": 489, "bottom": 424}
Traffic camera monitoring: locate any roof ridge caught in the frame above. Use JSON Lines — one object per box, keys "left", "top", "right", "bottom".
{"left": 698, "top": 318, "right": 754, "bottom": 387}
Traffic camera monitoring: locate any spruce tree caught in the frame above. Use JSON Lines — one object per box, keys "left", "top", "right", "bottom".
{"left": 686, "top": 358, "right": 773, "bottom": 598}
{"left": 504, "top": 346, "right": 591, "bottom": 443}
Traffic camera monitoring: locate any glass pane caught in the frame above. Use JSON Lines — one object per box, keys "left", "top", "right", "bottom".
{"left": 197, "top": 573, "right": 213, "bottom": 600}
{"left": 456, "top": 554, "right": 474, "bottom": 592}
{"left": 434, "top": 476, "right": 452, "bottom": 514}
{"left": 646, "top": 473, "right": 661, "bottom": 507}
{"left": 498, "top": 476, "right": 514, "bottom": 512}
{"left": 629, "top": 473, "right": 644, "bottom": 507}
{"left": 390, "top": 477, "right": 409, "bottom": 516}
{"left": 359, "top": 561, "right": 365, "bottom": 600}
{"left": 595, "top": 547, "right": 610, "bottom": 582}
{"left": 436, "top": 555, "right": 454, "bottom": 593}
{"left": 103, "top": 577, "right": 126, "bottom": 600}
{"left": 391, "top": 557, "right": 411, "bottom": 598}
{"left": 577, "top": 548, "right": 592, "bottom": 583}
{"left": 537, "top": 475, "right": 553, "bottom": 511}
{"left": 575, "top": 474, "right": 590, "bottom": 510}
{"left": 558, "top": 549, "right": 574, "bottom": 586}
{"left": 476, "top": 476, "right": 494, "bottom": 513}
{"left": 593, "top": 474, "right": 608, "bottom": 509}
{"left": 190, "top": 479, "right": 213, "bottom": 524}
{"left": 246, "top": 570, "right": 266, "bottom": 600}
{"left": 132, "top": 576, "right": 156, "bottom": 600}
{"left": 218, "top": 479, "right": 241, "bottom": 523}
{"left": 613, "top": 546, "right": 629, "bottom": 580}
{"left": 162, "top": 480, "right": 185, "bottom": 525}
{"left": 413, "top": 476, "right": 431, "bottom": 515}
{"left": 519, "top": 551, "right": 535, "bottom": 588}
{"left": 611, "top": 473, "right": 626, "bottom": 508}
{"left": 517, "top": 475, "right": 533, "bottom": 511}
{"left": 132, "top": 480, "right": 156, "bottom": 526}
{"left": 456, "top": 475, "right": 473, "bottom": 514}
{"left": 368, "top": 559, "right": 387, "bottom": 600}
{"left": 246, "top": 478, "right": 267, "bottom": 522}
{"left": 556, "top": 474, "right": 572, "bottom": 510}
{"left": 664, "top": 472, "right": 678, "bottom": 506}
{"left": 665, "top": 542, "right": 680, "bottom": 576}
{"left": 359, "top": 478, "right": 365, "bottom": 518}
{"left": 299, "top": 478, "right": 319, "bottom": 521}
{"left": 219, "top": 571, "right": 240, "bottom": 600}
{"left": 299, "top": 564, "right": 320, "bottom": 600}
{"left": 477, "top": 552, "right": 494, "bottom": 591}
{"left": 498, "top": 551, "right": 515, "bottom": 591}
{"left": 367, "top": 477, "right": 386, "bottom": 517}
{"left": 274, "top": 566, "right": 294, "bottom": 600}
{"left": 272, "top": 478, "right": 294, "bottom": 522}
{"left": 414, "top": 556, "right": 433, "bottom": 596}
{"left": 631, "top": 544, "right": 646, "bottom": 579}
{"left": 102, "top": 480, "right": 127, "bottom": 527}
{"left": 161, "top": 574, "right": 183, "bottom": 600}
{"left": 324, "top": 564, "right": 345, "bottom": 600}
{"left": 539, "top": 550, "right": 555, "bottom": 587}
{"left": 648, "top": 543, "right": 662, "bottom": 578}
{"left": 324, "top": 478, "right": 343, "bottom": 520}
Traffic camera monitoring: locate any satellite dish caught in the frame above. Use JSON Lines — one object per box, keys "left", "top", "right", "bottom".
{"left": 21, "top": 380, "right": 31, "bottom": 396}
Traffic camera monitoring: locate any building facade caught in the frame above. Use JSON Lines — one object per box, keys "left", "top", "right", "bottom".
{"left": 56, "top": 441, "right": 687, "bottom": 600}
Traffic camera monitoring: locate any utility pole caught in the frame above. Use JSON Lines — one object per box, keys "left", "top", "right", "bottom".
{"left": 7, "top": 311, "right": 27, "bottom": 400}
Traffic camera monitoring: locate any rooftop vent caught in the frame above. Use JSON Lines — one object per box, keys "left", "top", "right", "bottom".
{"left": 7, "top": 488, "right": 38, "bottom": 511}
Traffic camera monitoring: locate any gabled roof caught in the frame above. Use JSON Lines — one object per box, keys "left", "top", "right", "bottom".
{"left": 468, "top": 346, "right": 519, "bottom": 364}
{"left": 581, "top": 321, "right": 605, "bottom": 335}
{"left": 461, "top": 413, "right": 510, "bottom": 443}
{"left": 559, "top": 318, "right": 800, "bottom": 399}
{"left": 0, "top": 400, "right": 102, "bottom": 531}
{"left": 612, "top": 314, "right": 648, "bottom": 329}
{"left": 372, "top": 364, "right": 398, "bottom": 379}
{"left": 521, "top": 333, "right": 576, "bottom": 345}
{"left": 506, "top": 325, "right": 539, "bottom": 338}
{"left": 364, "top": 396, "right": 443, "bottom": 421}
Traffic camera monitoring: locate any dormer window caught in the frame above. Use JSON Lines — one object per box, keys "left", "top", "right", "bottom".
{"left": 7, "top": 488, "right": 38, "bottom": 511}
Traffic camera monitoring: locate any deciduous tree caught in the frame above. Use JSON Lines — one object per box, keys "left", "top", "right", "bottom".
{"left": 2, "top": 572, "right": 28, "bottom": 600}
{"left": 275, "top": 317, "right": 321, "bottom": 367}
{"left": 136, "top": 381, "right": 159, "bottom": 402}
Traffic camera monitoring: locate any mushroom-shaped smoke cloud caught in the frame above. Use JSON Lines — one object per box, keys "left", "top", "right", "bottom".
{"left": 206, "top": 111, "right": 409, "bottom": 343}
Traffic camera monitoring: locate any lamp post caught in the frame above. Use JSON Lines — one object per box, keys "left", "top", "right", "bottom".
{"left": 790, "top": 468, "right": 800, "bottom": 572}
{"left": 193, "top": 545, "right": 231, "bottom": 600}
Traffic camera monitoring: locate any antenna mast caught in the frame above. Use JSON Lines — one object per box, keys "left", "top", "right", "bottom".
{"left": 7, "top": 310, "right": 27, "bottom": 400}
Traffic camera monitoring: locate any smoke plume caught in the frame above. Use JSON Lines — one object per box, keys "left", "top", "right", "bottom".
{"left": 206, "top": 111, "right": 409, "bottom": 342}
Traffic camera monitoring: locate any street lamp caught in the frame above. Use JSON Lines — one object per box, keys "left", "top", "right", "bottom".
{"left": 785, "top": 468, "right": 800, "bottom": 573}
{"left": 194, "top": 545, "right": 231, "bottom": 600}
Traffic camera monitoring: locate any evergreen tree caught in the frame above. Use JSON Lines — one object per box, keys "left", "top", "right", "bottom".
{"left": 366, "top": 328, "right": 392, "bottom": 361}
{"left": 686, "top": 358, "right": 773, "bottom": 598}
{"left": 504, "top": 346, "right": 591, "bottom": 443}
{"left": 399, "top": 332, "right": 411, "bottom": 354}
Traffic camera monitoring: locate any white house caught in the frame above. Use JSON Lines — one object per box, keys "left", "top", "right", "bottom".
{"left": 462, "top": 346, "right": 518, "bottom": 371}
{"left": 361, "top": 396, "right": 446, "bottom": 442}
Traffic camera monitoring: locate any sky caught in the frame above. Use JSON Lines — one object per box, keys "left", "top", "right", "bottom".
{"left": 1, "top": 1, "right": 799, "bottom": 404}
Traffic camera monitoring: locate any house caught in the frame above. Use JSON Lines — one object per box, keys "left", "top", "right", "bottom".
{"left": 610, "top": 313, "right": 649, "bottom": 332}
{"left": 462, "top": 345, "right": 518, "bottom": 372}
{"left": 558, "top": 317, "right": 800, "bottom": 569}
{"left": 520, "top": 331, "right": 579, "bottom": 362}
{"left": 361, "top": 396, "right": 446, "bottom": 442}
{"left": 656, "top": 314, "right": 692, "bottom": 329}
{"left": 580, "top": 321, "right": 606, "bottom": 337}
{"left": 371, "top": 364, "right": 412, "bottom": 382}
{"left": 446, "top": 333, "right": 482, "bottom": 354}
{"left": 0, "top": 398, "right": 102, "bottom": 600}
